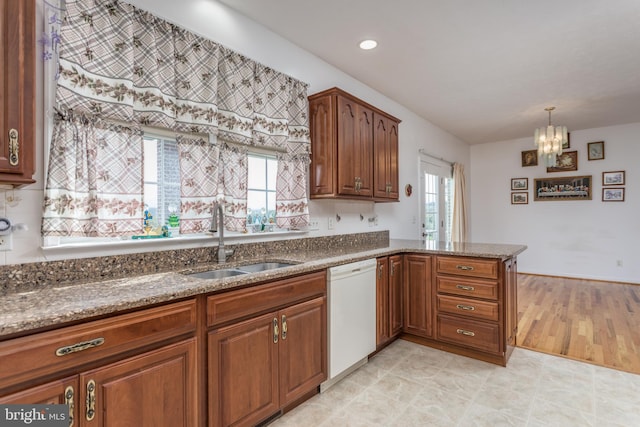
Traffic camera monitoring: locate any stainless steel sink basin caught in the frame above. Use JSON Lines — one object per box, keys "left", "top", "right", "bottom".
{"left": 237, "top": 262, "right": 297, "bottom": 273}
{"left": 187, "top": 269, "right": 248, "bottom": 280}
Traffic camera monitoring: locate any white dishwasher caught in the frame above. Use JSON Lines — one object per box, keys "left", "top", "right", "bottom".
{"left": 322, "top": 258, "right": 377, "bottom": 391}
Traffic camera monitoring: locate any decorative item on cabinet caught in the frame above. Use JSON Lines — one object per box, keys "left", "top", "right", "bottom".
{"left": 308, "top": 87, "right": 400, "bottom": 202}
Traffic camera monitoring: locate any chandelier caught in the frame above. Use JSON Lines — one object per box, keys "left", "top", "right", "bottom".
{"left": 534, "top": 107, "right": 568, "bottom": 167}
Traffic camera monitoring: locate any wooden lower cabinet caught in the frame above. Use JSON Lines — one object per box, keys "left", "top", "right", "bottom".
{"left": 208, "top": 286, "right": 327, "bottom": 427}
{"left": 0, "top": 376, "right": 78, "bottom": 425}
{"left": 403, "top": 254, "right": 433, "bottom": 338}
{"left": 376, "top": 255, "right": 404, "bottom": 348}
{"left": 80, "top": 338, "right": 197, "bottom": 427}
{"left": 0, "top": 300, "right": 199, "bottom": 427}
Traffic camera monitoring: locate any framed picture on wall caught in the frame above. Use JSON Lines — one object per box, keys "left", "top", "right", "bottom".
{"left": 602, "top": 188, "right": 624, "bottom": 202}
{"left": 602, "top": 170, "right": 625, "bottom": 185}
{"left": 547, "top": 151, "right": 578, "bottom": 173}
{"left": 521, "top": 150, "right": 538, "bottom": 167}
{"left": 534, "top": 175, "right": 592, "bottom": 201}
{"left": 511, "top": 177, "right": 528, "bottom": 191}
{"left": 563, "top": 132, "right": 571, "bottom": 149}
{"left": 588, "top": 141, "right": 605, "bottom": 160}
{"left": 511, "top": 192, "right": 528, "bottom": 204}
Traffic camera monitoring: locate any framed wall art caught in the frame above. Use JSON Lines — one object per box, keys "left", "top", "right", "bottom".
{"left": 521, "top": 150, "right": 538, "bottom": 167}
{"left": 546, "top": 151, "right": 578, "bottom": 173}
{"left": 602, "top": 188, "right": 625, "bottom": 202}
{"left": 563, "top": 132, "right": 571, "bottom": 149}
{"left": 511, "top": 177, "right": 528, "bottom": 191}
{"left": 588, "top": 141, "right": 605, "bottom": 160}
{"left": 602, "top": 170, "right": 624, "bottom": 185}
{"left": 534, "top": 175, "right": 592, "bottom": 201}
{"left": 511, "top": 192, "right": 528, "bottom": 204}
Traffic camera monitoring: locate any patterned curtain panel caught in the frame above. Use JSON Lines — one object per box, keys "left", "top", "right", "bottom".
{"left": 177, "top": 136, "right": 219, "bottom": 234}
{"left": 219, "top": 144, "right": 249, "bottom": 232}
{"left": 276, "top": 146, "right": 310, "bottom": 229}
{"left": 46, "top": 0, "right": 310, "bottom": 236}
{"left": 42, "top": 114, "right": 144, "bottom": 237}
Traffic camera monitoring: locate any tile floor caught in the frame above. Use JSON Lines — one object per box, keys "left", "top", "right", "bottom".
{"left": 270, "top": 339, "right": 640, "bottom": 426}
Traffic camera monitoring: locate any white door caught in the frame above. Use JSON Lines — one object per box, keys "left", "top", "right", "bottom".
{"left": 419, "top": 156, "right": 453, "bottom": 242}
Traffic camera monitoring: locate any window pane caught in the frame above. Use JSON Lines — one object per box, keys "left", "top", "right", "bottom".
{"left": 266, "top": 157, "right": 277, "bottom": 191}
{"left": 144, "top": 183, "right": 158, "bottom": 220}
{"left": 248, "top": 156, "right": 266, "bottom": 189}
{"left": 144, "top": 138, "right": 158, "bottom": 182}
{"left": 247, "top": 190, "right": 266, "bottom": 224}
{"left": 266, "top": 191, "right": 276, "bottom": 222}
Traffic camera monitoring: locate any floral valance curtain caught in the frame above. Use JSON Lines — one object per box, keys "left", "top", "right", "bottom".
{"left": 43, "top": 0, "right": 310, "bottom": 237}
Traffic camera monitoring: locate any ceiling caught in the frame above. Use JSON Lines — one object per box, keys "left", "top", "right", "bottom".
{"left": 217, "top": 0, "right": 640, "bottom": 145}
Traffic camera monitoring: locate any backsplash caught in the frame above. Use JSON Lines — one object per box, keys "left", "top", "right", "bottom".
{"left": 0, "top": 231, "right": 389, "bottom": 295}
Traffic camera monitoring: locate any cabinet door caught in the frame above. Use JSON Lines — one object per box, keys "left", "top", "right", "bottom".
{"left": 0, "top": 0, "right": 35, "bottom": 185}
{"left": 376, "top": 257, "right": 390, "bottom": 347}
{"left": 309, "top": 95, "right": 336, "bottom": 196}
{"left": 505, "top": 258, "right": 518, "bottom": 347}
{"left": 389, "top": 255, "right": 404, "bottom": 337}
{"left": 336, "top": 96, "right": 373, "bottom": 197}
{"left": 209, "top": 313, "right": 279, "bottom": 427}
{"left": 80, "top": 339, "right": 197, "bottom": 427}
{"left": 403, "top": 254, "right": 433, "bottom": 338}
{"left": 0, "top": 376, "right": 78, "bottom": 426}
{"left": 278, "top": 297, "right": 327, "bottom": 406}
{"left": 373, "top": 115, "right": 399, "bottom": 200}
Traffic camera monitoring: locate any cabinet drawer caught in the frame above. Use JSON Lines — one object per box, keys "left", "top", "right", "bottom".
{"left": 0, "top": 300, "right": 196, "bottom": 392}
{"left": 207, "top": 271, "right": 326, "bottom": 327}
{"left": 437, "top": 276, "right": 498, "bottom": 300}
{"left": 437, "top": 295, "right": 499, "bottom": 322}
{"left": 436, "top": 256, "right": 499, "bottom": 279}
{"left": 436, "top": 315, "right": 500, "bottom": 354}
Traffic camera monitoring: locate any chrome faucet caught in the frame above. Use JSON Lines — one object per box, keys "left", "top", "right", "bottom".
{"left": 210, "top": 202, "right": 234, "bottom": 263}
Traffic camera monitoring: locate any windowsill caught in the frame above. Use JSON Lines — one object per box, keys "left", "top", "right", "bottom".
{"left": 41, "top": 229, "right": 310, "bottom": 259}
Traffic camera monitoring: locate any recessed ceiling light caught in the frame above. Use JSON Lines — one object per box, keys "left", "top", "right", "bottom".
{"left": 359, "top": 39, "right": 377, "bottom": 50}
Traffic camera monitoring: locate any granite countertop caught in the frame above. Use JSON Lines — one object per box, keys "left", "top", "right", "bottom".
{"left": 0, "top": 240, "right": 526, "bottom": 338}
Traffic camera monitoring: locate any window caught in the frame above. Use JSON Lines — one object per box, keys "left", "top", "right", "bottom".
{"left": 143, "top": 135, "right": 181, "bottom": 227}
{"left": 246, "top": 153, "right": 277, "bottom": 227}
{"left": 420, "top": 157, "right": 453, "bottom": 242}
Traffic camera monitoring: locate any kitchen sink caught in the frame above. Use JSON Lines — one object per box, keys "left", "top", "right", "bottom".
{"left": 185, "top": 262, "right": 296, "bottom": 280}
{"left": 187, "top": 269, "right": 248, "bottom": 280}
{"left": 236, "top": 262, "right": 297, "bottom": 273}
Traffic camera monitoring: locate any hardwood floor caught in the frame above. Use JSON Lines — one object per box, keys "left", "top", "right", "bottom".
{"left": 517, "top": 273, "right": 640, "bottom": 374}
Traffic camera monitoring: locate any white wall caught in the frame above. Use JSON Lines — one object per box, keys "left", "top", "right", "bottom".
{"left": 0, "top": 0, "right": 470, "bottom": 266}
{"left": 471, "top": 122, "right": 640, "bottom": 283}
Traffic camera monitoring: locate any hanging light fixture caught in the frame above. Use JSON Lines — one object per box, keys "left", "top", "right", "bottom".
{"left": 534, "top": 106, "right": 568, "bottom": 167}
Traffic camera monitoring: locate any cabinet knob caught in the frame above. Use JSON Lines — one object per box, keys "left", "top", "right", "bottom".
{"left": 273, "top": 318, "right": 279, "bottom": 343}
{"left": 281, "top": 315, "right": 288, "bottom": 340}
{"left": 456, "top": 328, "right": 476, "bottom": 337}
{"left": 65, "top": 385, "right": 75, "bottom": 427}
{"left": 86, "top": 380, "right": 96, "bottom": 421}
{"left": 8, "top": 128, "right": 19, "bottom": 166}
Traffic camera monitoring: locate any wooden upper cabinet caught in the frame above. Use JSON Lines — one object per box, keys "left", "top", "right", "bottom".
{"left": 0, "top": 0, "right": 36, "bottom": 186}
{"left": 373, "top": 115, "right": 399, "bottom": 200}
{"left": 309, "top": 87, "right": 400, "bottom": 201}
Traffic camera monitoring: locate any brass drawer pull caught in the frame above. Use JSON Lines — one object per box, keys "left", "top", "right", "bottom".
{"left": 8, "top": 128, "right": 19, "bottom": 166}
{"left": 456, "top": 284, "right": 475, "bottom": 291}
{"left": 456, "top": 265, "right": 475, "bottom": 271}
{"left": 456, "top": 328, "right": 475, "bottom": 337}
{"left": 273, "top": 318, "right": 279, "bottom": 343}
{"left": 86, "top": 380, "right": 96, "bottom": 421}
{"left": 456, "top": 304, "right": 476, "bottom": 311}
{"left": 56, "top": 337, "right": 105, "bottom": 356}
{"left": 281, "top": 315, "right": 288, "bottom": 340}
{"left": 65, "top": 385, "right": 75, "bottom": 427}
